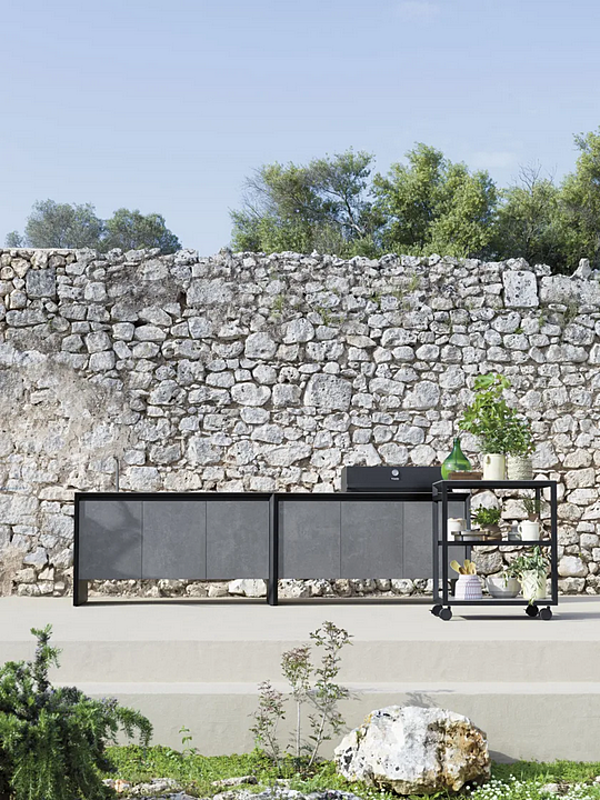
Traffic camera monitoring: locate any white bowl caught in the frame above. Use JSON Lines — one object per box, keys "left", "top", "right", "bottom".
{"left": 486, "top": 576, "right": 520, "bottom": 599}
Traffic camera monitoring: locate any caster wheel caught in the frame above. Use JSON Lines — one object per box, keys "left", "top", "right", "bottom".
{"left": 431, "top": 604, "right": 443, "bottom": 617}
{"left": 525, "top": 604, "right": 540, "bottom": 617}
{"left": 540, "top": 607, "right": 553, "bottom": 620}
{"left": 439, "top": 607, "right": 453, "bottom": 621}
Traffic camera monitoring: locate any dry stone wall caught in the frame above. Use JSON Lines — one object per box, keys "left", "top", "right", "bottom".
{"left": 1, "top": 246, "right": 599, "bottom": 599}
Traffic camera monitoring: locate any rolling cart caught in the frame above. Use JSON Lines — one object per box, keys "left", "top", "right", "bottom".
{"left": 431, "top": 479, "right": 558, "bottom": 621}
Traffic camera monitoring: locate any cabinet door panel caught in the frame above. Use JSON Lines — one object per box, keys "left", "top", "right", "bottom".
{"left": 206, "top": 500, "right": 269, "bottom": 578}
{"left": 403, "top": 498, "right": 468, "bottom": 578}
{"left": 79, "top": 500, "right": 142, "bottom": 579}
{"left": 279, "top": 500, "right": 341, "bottom": 578}
{"left": 142, "top": 500, "right": 206, "bottom": 579}
{"left": 341, "top": 500, "right": 403, "bottom": 577}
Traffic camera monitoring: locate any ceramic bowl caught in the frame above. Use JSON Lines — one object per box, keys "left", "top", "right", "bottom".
{"left": 486, "top": 575, "right": 520, "bottom": 599}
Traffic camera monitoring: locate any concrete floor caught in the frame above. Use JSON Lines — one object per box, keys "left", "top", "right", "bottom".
{"left": 1, "top": 595, "right": 599, "bottom": 762}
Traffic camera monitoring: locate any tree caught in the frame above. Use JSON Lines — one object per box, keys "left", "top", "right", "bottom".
{"left": 491, "top": 164, "right": 566, "bottom": 270}
{"left": 101, "top": 208, "right": 181, "bottom": 254}
{"left": 4, "top": 231, "right": 23, "bottom": 247}
{"left": 230, "top": 150, "right": 381, "bottom": 256}
{"left": 23, "top": 200, "right": 104, "bottom": 248}
{"left": 373, "top": 143, "right": 497, "bottom": 258}
{"left": 557, "top": 128, "right": 600, "bottom": 270}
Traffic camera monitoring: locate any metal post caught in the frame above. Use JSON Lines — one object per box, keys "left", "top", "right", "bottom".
{"left": 268, "top": 494, "right": 279, "bottom": 606}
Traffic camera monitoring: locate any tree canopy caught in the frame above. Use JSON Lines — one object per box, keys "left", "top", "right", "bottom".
{"left": 6, "top": 202, "right": 181, "bottom": 255}
{"left": 230, "top": 129, "right": 600, "bottom": 273}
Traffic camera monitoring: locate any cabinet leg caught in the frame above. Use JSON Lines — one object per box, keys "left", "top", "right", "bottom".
{"left": 74, "top": 580, "right": 88, "bottom": 606}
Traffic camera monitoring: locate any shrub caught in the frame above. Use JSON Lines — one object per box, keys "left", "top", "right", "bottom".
{"left": 0, "top": 624, "right": 152, "bottom": 800}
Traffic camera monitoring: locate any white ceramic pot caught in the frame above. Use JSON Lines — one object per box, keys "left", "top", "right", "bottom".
{"left": 486, "top": 575, "right": 520, "bottom": 598}
{"left": 447, "top": 518, "right": 467, "bottom": 536}
{"left": 518, "top": 520, "right": 540, "bottom": 541}
{"left": 520, "top": 570, "right": 546, "bottom": 602}
{"left": 482, "top": 453, "right": 506, "bottom": 481}
{"left": 507, "top": 455, "right": 533, "bottom": 480}
{"left": 454, "top": 574, "right": 482, "bottom": 600}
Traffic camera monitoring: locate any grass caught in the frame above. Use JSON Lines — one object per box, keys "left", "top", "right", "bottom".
{"left": 100, "top": 747, "right": 600, "bottom": 800}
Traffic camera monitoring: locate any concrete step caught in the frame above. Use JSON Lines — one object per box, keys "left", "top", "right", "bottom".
{"left": 56, "top": 680, "right": 600, "bottom": 763}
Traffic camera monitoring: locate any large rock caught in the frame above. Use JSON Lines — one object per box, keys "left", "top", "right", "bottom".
{"left": 334, "top": 705, "right": 490, "bottom": 795}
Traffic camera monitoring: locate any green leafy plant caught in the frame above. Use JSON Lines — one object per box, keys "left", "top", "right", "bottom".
{"left": 0, "top": 625, "right": 152, "bottom": 800}
{"left": 504, "top": 415, "right": 535, "bottom": 457}
{"left": 472, "top": 507, "right": 501, "bottom": 528}
{"left": 458, "top": 372, "right": 524, "bottom": 454}
{"left": 251, "top": 621, "right": 352, "bottom": 775}
{"left": 505, "top": 546, "right": 549, "bottom": 583}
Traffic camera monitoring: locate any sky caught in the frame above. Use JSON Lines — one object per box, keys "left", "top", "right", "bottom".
{"left": 2, "top": 0, "right": 600, "bottom": 254}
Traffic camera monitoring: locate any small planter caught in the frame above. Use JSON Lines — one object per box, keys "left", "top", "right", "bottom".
{"left": 507, "top": 455, "right": 533, "bottom": 480}
{"left": 454, "top": 574, "right": 482, "bottom": 600}
{"left": 482, "top": 453, "right": 505, "bottom": 480}
{"left": 520, "top": 570, "right": 546, "bottom": 602}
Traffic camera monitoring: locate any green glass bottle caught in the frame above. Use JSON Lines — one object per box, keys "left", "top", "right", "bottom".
{"left": 441, "top": 437, "right": 472, "bottom": 479}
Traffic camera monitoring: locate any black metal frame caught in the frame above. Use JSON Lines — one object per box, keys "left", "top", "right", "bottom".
{"left": 431, "top": 480, "right": 559, "bottom": 619}
{"left": 74, "top": 489, "right": 464, "bottom": 606}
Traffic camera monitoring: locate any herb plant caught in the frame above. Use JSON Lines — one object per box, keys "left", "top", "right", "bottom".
{"left": 472, "top": 507, "right": 501, "bottom": 528}
{"left": 251, "top": 621, "right": 352, "bottom": 775}
{"left": 0, "top": 625, "right": 152, "bottom": 800}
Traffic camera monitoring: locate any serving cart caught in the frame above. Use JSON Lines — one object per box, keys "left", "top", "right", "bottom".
{"left": 431, "top": 479, "right": 558, "bottom": 621}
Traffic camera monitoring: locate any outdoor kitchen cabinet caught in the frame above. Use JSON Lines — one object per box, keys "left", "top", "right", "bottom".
{"left": 74, "top": 493, "right": 272, "bottom": 605}
{"left": 74, "top": 490, "right": 468, "bottom": 606}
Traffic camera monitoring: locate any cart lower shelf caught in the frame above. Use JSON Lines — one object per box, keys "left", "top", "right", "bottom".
{"left": 431, "top": 599, "right": 555, "bottom": 621}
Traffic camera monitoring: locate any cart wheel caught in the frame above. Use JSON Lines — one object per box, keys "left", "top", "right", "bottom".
{"left": 540, "top": 607, "right": 553, "bottom": 621}
{"left": 439, "top": 607, "right": 452, "bottom": 621}
{"left": 430, "top": 604, "right": 443, "bottom": 617}
{"left": 525, "top": 604, "right": 540, "bottom": 617}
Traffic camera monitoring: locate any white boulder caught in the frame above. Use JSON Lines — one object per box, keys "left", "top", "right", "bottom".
{"left": 334, "top": 705, "right": 490, "bottom": 795}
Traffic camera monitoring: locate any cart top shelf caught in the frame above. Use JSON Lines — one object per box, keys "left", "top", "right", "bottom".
{"left": 432, "top": 479, "right": 557, "bottom": 497}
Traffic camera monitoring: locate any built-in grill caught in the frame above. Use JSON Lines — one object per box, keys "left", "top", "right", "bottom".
{"left": 341, "top": 465, "right": 443, "bottom": 493}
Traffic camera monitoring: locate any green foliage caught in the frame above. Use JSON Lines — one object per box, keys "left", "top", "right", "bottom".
{"left": 251, "top": 621, "right": 352, "bottom": 774}
{"left": 101, "top": 208, "right": 181, "bottom": 254}
{"left": 505, "top": 546, "right": 549, "bottom": 582}
{"left": 230, "top": 150, "right": 381, "bottom": 257}
{"left": 0, "top": 624, "right": 152, "bottom": 800}
{"left": 472, "top": 507, "right": 501, "bottom": 528}
{"left": 458, "top": 373, "right": 520, "bottom": 454}
{"left": 503, "top": 415, "right": 534, "bottom": 457}
{"left": 4, "top": 231, "right": 23, "bottom": 247}
{"left": 490, "top": 165, "right": 566, "bottom": 271}
{"left": 373, "top": 143, "right": 497, "bottom": 258}
{"left": 558, "top": 128, "right": 600, "bottom": 270}
{"left": 23, "top": 199, "right": 104, "bottom": 248}
{"left": 6, "top": 201, "right": 181, "bottom": 254}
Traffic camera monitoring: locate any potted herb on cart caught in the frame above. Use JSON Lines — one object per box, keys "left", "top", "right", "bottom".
{"left": 505, "top": 546, "right": 549, "bottom": 604}
{"left": 505, "top": 415, "right": 535, "bottom": 480}
{"left": 458, "top": 373, "right": 516, "bottom": 480}
{"left": 472, "top": 507, "right": 502, "bottom": 540}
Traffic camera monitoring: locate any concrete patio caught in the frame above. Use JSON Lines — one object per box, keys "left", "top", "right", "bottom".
{"left": 1, "top": 596, "right": 599, "bottom": 762}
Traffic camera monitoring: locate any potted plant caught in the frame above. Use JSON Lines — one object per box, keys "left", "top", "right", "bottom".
{"left": 450, "top": 559, "right": 482, "bottom": 600}
{"left": 504, "top": 415, "right": 535, "bottom": 480}
{"left": 458, "top": 373, "right": 519, "bottom": 480}
{"left": 472, "top": 507, "right": 501, "bottom": 539}
{"left": 505, "top": 546, "right": 549, "bottom": 604}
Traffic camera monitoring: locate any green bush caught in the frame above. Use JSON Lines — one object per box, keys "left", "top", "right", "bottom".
{"left": 0, "top": 624, "right": 152, "bottom": 800}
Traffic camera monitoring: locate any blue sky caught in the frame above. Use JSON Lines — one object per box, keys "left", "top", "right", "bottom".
{"left": 2, "top": 0, "right": 600, "bottom": 254}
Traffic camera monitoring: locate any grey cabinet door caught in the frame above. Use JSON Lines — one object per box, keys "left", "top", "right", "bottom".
{"left": 79, "top": 499, "right": 142, "bottom": 579}
{"left": 403, "top": 499, "right": 468, "bottom": 578}
{"left": 142, "top": 500, "right": 206, "bottom": 579}
{"left": 279, "top": 500, "right": 341, "bottom": 579}
{"left": 206, "top": 500, "right": 269, "bottom": 578}
{"left": 341, "top": 500, "right": 403, "bottom": 577}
